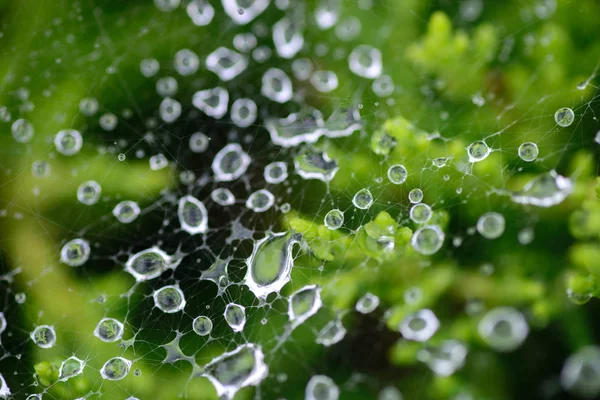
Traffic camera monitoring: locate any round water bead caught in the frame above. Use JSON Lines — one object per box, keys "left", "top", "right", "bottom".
{"left": 233, "top": 32, "right": 258, "bottom": 53}
{"left": 100, "top": 357, "right": 131, "bottom": 381}
{"left": 32, "top": 160, "right": 51, "bottom": 178}
{"left": 399, "top": 309, "right": 439, "bottom": 342}
{"left": 156, "top": 76, "right": 178, "bottom": 97}
{"left": 174, "top": 48, "right": 199, "bottom": 76}
{"left": 79, "top": 97, "right": 99, "bottom": 116}
{"left": 305, "top": 375, "right": 339, "bottom": 400}
{"left": 410, "top": 203, "right": 432, "bottom": 224}
{"left": 408, "top": 188, "right": 423, "bottom": 204}
{"left": 0, "top": 312, "right": 6, "bottom": 335}
{"left": 560, "top": 346, "right": 600, "bottom": 398}
{"left": 264, "top": 162, "right": 288, "bottom": 184}
{"left": 77, "top": 180, "right": 101, "bottom": 205}
{"left": 54, "top": 129, "right": 83, "bottom": 156}
{"left": 372, "top": 75, "right": 395, "bottom": 97}
{"left": 59, "top": 356, "right": 85, "bottom": 381}
{"left": 94, "top": 318, "right": 124, "bottom": 342}
{"left": 518, "top": 142, "right": 538, "bottom": 162}
{"left": 192, "top": 315, "right": 213, "bottom": 336}
{"left": 310, "top": 70, "right": 339, "bottom": 93}
{"left": 422, "top": 340, "right": 467, "bottom": 377}
{"left": 11, "top": 119, "right": 34, "bottom": 143}
{"left": 140, "top": 58, "right": 160, "bottom": 77}
{"left": 30, "top": 325, "right": 56, "bottom": 348}
{"left": 555, "top": 107, "right": 575, "bottom": 127}
{"left": 149, "top": 153, "right": 168, "bottom": 170}
{"left": 60, "top": 238, "right": 91, "bottom": 267}
{"left": 211, "top": 188, "right": 235, "bottom": 206}
{"left": 348, "top": 44, "right": 382, "bottom": 79}
{"left": 316, "top": 319, "right": 347, "bottom": 346}
{"left": 126, "top": 247, "right": 171, "bottom": 281}
{"left": 189, "top": 132, "right": 210, "bottom": 153}
{"left": 291, "top": 58, "right": 313, "bottom": 81}
{"left": 478, "top": 307, "right": 528, "bottom": 352}
{"left": 246, "top": 189, "right": 275, "bottom": 213}
{"left": 467, "top": 140, "right": 490, "bottom": 162}
{"left": 378, "top": 386, "right": 403, "bottom": 400}
{"left": 187, "top": 0, "right": 215, "bottom": 26}
{"left": 154, "top": 285, "right": 186, "bottom": 313}
{"left": 231, "top": 98, "right": 257, "bottom": 128}
{"left": 476, "top": 212, "right": 505, "bottom": 240}
{"left": 159, "top": 97, "right": 181, "bottom": 123}
{"left": 355, "top": 292, "right": 379, "bottom": 314}
{"left": 387, "top": 164, "right": 407, "bottom": 184}
{"left": 212, "top": 143, "right": 251, "bottom": 181}
{"left": 178, "top": 195, "right": 208, "bottom": 234}
{"left": 112, "top": 200, "right": 141, "bottom": 224}
{"left": 224, "top": 303, "right": 246, "bottom": 332}
{"left": 261, "top": 68, "right": 293, "bottom": 103}
{"left": 99, "top": 113, "right": 118, "bottom": 131}
{"left": 411, "top": 225, "right": 444, "bottom": 255}
{"left": 353, "top": 188, "right": 373, "bottom": 210}
{"left": 324, "top": 209, "right": 344, "bottom": 230}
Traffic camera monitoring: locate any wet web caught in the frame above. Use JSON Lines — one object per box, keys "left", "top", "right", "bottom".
{"left": 1, "top": 0, "right": 600, "bottom": 399}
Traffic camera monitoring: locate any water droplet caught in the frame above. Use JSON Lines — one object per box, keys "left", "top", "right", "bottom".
{"left": 266, "top": 108, "right": 325, "bottom": 147}
{"left": 156, "top": 76, "right": 178, "bottom": 97}
{"left": 372, "top": 74, "right": 395, "bottom": 97}
{"left": 206, "top": 47, "right": 248, "bottom": 81}
{"left": 518, "top": 142, "right": 538, "bottom": 162}
{"left": 476, "top": 212, "right": 505, "bottom": 239}
{"left": 306, "top": 375, "right": 340, "bottom": 400}
{"left": 211, "top": 188, "right": 236, "bottom": 206}
{"left": 511, "top": 170, "right": 572, "bottom": 207}
{"left": 348, "top": 45, "right": 382, "bottom": 79}
{"left": 316, "top": 318, "right": 346, "bottom": 346}
{"left": 193, "top": 87, "right": 229, "bottom": 118}
{"left": 411, "top": 225, "right": 444, "bottom": 255}
{"left": 125, "top": 247, "right": 174, "bottom": 282}
{"left": 174, "top": 48, "right": 199, "bottom": 76}
{"left": 140, "top": 58, "right": 160, "bottom": 77}
{"left": 555, "top": 107, "right": 574, "bottom": 127}
{"left": 99, "top": 112, "right": 118, "bottom": 131}
{"left": 79, "top": 97, "right": 99, "bottom": 116}
{"left": 11, "top": 119, "right": 34, "bottom": 143}
{"left": 189, "top": 132, "right": 210, "bottom": 153}
{"left": 233, "top": 33, "right": 257, "bottom": 53}
{"left": 273, "top": 17, "right": 304, "bottom": 59}
{"left": 54, "top": 129, "right": 83, "bottom": 156}
{"left": 222, "top": 0, "right": 270, "bottom": 25}
{"left": 31, "top": 325, "right": 56, "bottom": 348}
{"left": 212, "top": 143, "right": 251, "bottom": 181}
{"left": 231, "top": 98, "right": 257, "bottom": 128}
{"left": 94, "top": 318, "right": 124, "bottom": 342}
{"left": 410, "top": 203, "right": 432, "bottom": 224}
{"left": 100, "top": 357, "right": 131, "bottom": 381}
{"left": 159, "top": 97, "right": 181, "bottom": 123}
{"left": 310, "top": 70, "right": 339, "bottom": 93}
{"left": 315, "top": 0, "right": 340, "bottom": 30}
{"left": 288, "top": 285, "right": 322, "bottom": 327}
{"left": 421, "top": 340, "right": 467, "bottom": 376}
{"left": 77, "top": 180, "right": 101, "bottom": 205}
{"left": 186, "top": 0, "right": 215, "bottom": 26}
{"left": 192, "top": 316, "right": 213, "bottom": 336}
{"left": 356, "top": 292, "right": 379, "bottom": 314}
{"left": 353, "top": 188, "right": 373, "bottom": 209}
{"left": 203, "top": 343, "right": 268, "bottom": 400}
{"left": 0, "top": 374, "right": 9, "bottom": 398}
{"left": 32, "top": 160, "right": 51, "bottom": 178}
{"left": 60, "top": 238, "right": 91, "bottom": 267}
{"left": 59, "top": 356, "right": 85, "bottom": 381}
{"left": 324, "top": 209, "right": 344, "bottom": 230}
{"left": 294, "top": 147, "right": 339, "bottom": 182}
{"left": 246, "top": 189, "right": 275, "bottom": 212}
{"left": 113, "top": 200, "right": 141, "bottom": 224}
{"left": 154, "top": 285, "right": 186, "bottom": 313}
{"left": 387, "top": 165, "right": 408, "bottom": 184}
{"left": 245, "top": 232, "right": 301, "bottom": 298}
{"left": 478, "top": 307, "right": 528, "bottom": 352}
{"left": 467, "top": 140, "right": 490, "bottom": 162}
{"left": 399, "top": 309, "right": 439, "bottom": 342}
{"left": 560, "top": 346, "right": 600, "bottom": 398}
{"left": 262, "top": 68, "right": 293, "bottom": 103}
{"left": 408, "top": 188, "right": 423, "bottom": 204}
{"left": 224, "top": 303, "right": 246, "bottom": 332}
{"left": 292, "top": 58, "right": 313, "bottom": 81}
{"left": 178, "top": 195, "right": 208, "bottom": 234}
{"left": 264, "top": 162, "right": 288, "bottom": 184}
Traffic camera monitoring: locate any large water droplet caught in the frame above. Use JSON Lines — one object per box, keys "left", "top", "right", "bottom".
{"left": 294, "top": 147, "right": 339, "bottom": 182}
{"left": 206, "top": 47, "right": 248, "bottom": 81}
{"left": 178, "top": 195, "right": 208, "bottom": 234}
{"left": 288, "top": 285, "right": 322, "bottom": 327}
{"left": 202, "top": 343, "right": 268, "bottom": 400}
{"left": 510, "top": 170, "right": 572, "bottom": 207}
{"left": 245, "top": 232, "right": 302, "bottom": 298}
